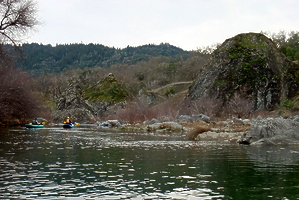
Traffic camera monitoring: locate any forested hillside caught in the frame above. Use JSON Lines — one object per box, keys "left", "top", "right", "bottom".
{"left": 2, "top": 25, "right": 299, "bottom": 124}
{"left": 1, "top": 0, "right": 299, "bottom": 125}
{"left": 8, "top": 43, "right": 189, "bottom": 75}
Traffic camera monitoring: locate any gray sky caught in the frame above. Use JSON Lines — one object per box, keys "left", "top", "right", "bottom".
{"left": 28, "top": 0, "right": 299, "bottom": 50}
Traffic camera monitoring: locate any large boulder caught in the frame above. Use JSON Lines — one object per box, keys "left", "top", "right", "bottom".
{"left": 187, "top": 33, "right": 299, "bottom": 111}
{"left": 239, "top": 115, "right": 299, "bottom": 145}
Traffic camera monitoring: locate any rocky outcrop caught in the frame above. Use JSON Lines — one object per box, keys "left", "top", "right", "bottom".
{"left": 57, "top": 80, "right": 87, "bottom": 110}
{"left": 84, "top": 73, "right": 129, "bottom": 103}
{"left": 177, "top": 114, "right": 211, "bottom": 123}
{"left": 239, "top": 115, "right": 299, "bottom": 145}
{"left": 54, "top": 80, "right": 95, "bottom": 122}
{"left": 187, "top": 33, "right": 299, "bottom": 111}
{"left": 54, "top": 73, "right": 129, "bottom": 122}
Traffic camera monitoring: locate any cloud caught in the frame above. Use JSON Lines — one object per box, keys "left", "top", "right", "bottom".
{"left": 28, "top": 0, "right": 299, "bottom": 50}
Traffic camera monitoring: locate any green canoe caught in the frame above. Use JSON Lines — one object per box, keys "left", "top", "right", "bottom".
{"left": 25, "top": 124, "right": 44, "bottom": 128}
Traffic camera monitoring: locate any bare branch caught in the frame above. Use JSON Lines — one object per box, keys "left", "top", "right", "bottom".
{"left": 0, "top": 0, "right": 39, "bottom": 45}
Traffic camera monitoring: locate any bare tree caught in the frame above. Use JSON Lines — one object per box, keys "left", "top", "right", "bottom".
{"left": 0, "top": 0, "right": 41, "bottom": 124}
{"left": 0, "top": 61, "right": 43, "bottom": 123}
{"left": 0, "top": 0, "right": 38, "bottom": 45}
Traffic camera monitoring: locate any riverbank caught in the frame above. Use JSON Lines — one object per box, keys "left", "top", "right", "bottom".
{"left": 96, "top": 118, "right": 250, "bottom": 144}
{"left": 2, "top": 114, "right": 299, "bottom": 145}
{"left": 97, "top": 115, "right": 299, "bottom": 145}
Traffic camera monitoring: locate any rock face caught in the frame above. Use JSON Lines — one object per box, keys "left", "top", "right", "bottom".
{"left": 187, "top": 33, "right": 299, "bottom": 111}
{"left": 54, "top": 73, "right": 129, "bottom": 122}
{"left": 54, "top": 80, "right": 95, "bottom": 122}
{"left": 240, "top": 115, "right": 299, "bottom": 145}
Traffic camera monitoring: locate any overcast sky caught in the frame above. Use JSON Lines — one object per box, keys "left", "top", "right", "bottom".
{"left": 27, "top": 0, "right": 299, "bottom": 50}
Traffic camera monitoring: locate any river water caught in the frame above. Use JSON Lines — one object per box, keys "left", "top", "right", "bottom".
{"left": 0, "top": 125, "right": 298, "bottom": 200}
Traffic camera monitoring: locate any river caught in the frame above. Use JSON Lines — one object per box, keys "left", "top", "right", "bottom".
{"left": 0, "top": 125, "right": 298, "bottom": 199}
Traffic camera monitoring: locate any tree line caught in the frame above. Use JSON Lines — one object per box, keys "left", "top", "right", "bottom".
{"left": 5, "top": 42, "right": 190, "bottom": 75}
{"left": 10, "top": 31, "right": 299, "bottom": 76}
{"left": 264, "top": 31, "right": 299, "bottom": 61}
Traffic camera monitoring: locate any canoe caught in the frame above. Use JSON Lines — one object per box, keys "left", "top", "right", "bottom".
{"left": 63, "top": 123, "right": 74, "bottom": 128}
{"left": 25, "top": 124, "right": 44, "bottom": 128}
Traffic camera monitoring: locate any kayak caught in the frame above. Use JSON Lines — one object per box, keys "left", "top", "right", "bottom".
{"left": 25, "top": 124, "right": 44, "bottom": 128}
{"left": 63, "top": 123, "right": 74, "bottom": 128}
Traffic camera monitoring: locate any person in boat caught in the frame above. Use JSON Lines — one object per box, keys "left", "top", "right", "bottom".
{"left": 32, "top": 118, "right": 40, "bottom": 125}
{"left": 65, "top": 117, "right": 73, "bottom": 124}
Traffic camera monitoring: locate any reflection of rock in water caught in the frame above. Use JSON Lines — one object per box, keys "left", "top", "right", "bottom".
{"left": 245, "top": 145, "right": 299, "bottom": 166}
{"left": 241, "top": 115, "right": 299, "bottom": 145}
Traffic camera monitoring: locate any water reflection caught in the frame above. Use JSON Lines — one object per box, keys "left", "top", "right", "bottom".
{"left": 0, "top": 126, "right": 298, "bottom": 199}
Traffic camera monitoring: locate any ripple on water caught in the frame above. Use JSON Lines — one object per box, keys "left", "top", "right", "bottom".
{"left": 1, "top": 128, "right": 298, "bottom": 199}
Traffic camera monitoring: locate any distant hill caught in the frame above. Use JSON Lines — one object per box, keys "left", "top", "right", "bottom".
{"left": 8, "top": 43, "right": 190, "bottom": 75}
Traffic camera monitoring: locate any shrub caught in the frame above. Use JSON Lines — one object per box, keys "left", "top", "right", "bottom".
{"left": 224, "top": 93, "right": 254, "bottom": 118}
{"left": 189, "top": 97, "right": 223, "bottom": 119}
{"left": 0, "top": 58, "right": 48, "bottom": 124}
{"left": 282, "top": 99, "right": 294, "bottom": 109}
{"left": 188, "top": 125, "right": 211, "bottom": 141}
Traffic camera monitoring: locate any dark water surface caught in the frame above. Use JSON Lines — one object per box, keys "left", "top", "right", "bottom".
{"left": 0, "top": 125, "right": 298, "bottom": 199}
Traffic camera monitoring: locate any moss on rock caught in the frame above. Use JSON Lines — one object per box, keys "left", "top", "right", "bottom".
{"left": 84, "top": 73, "right": 129, "bottom": 103}
{"left": 187, "top": 32, "right": 299, "bottom": 111}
